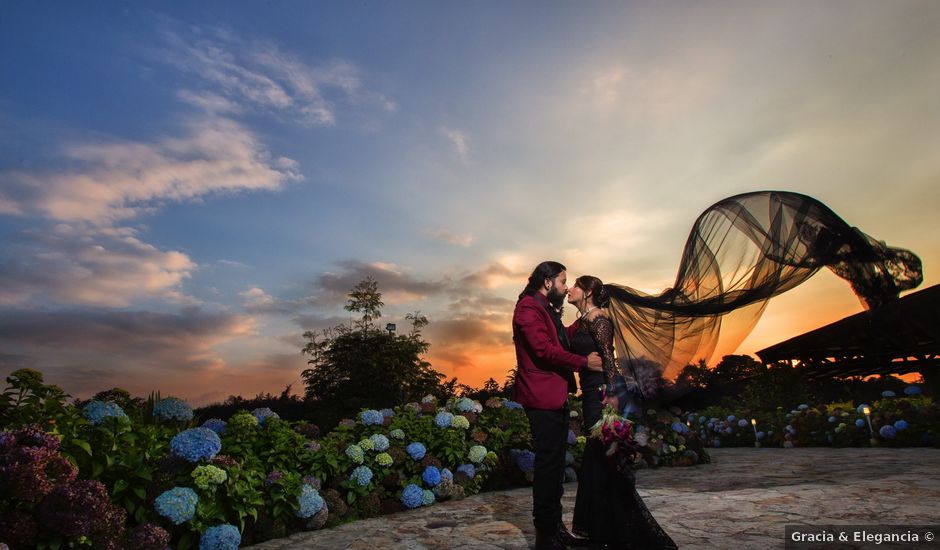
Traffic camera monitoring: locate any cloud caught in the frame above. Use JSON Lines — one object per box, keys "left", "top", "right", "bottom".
{"left": 441, "top": 127, "right": 471, "bottom": 162}
{"left": 424, "top": 228, "right": 474, "bottom": 247}
{"left": 176, "top": 89, "right": 244, "bottom": 114}
{"left": 0, "top": 307, "right": 257, "bottom": 401}
{"left": 159, "top": 26, "right": 395, "bottom": 125}
{"left": 0, "top": 224, "right": 196, "bottom": 307}
{"left": 310, "top": 260, "right": 449, "bottom": 307}
{"left": 3, "top": 116, "right": 300, "bottom": 224}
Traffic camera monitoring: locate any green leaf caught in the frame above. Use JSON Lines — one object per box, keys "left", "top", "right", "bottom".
{"left": 72, "top": 439, "right": 92, "bottom": 456}
{"left": 113, "top": 478, "right": 128, "bottom": 495}
{"left": 133, "top": 486, "right": 146, "bottom": 499}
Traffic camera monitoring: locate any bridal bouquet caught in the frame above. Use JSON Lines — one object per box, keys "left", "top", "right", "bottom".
{"left": 589, "top": 404, "right": 640, "bottom": 472}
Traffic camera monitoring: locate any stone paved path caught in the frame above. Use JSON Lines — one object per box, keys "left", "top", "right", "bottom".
{"left": 246, "top": 448, "right": 940, "bottom": 549}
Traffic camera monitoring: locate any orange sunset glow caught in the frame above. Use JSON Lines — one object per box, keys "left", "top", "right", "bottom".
{"left": 2, "top": 3, "right": 938, "bottom": 406}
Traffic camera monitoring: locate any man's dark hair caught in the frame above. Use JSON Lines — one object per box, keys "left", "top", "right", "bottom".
{"left": 518, "top": 261, "right": 566, "bottom": 302}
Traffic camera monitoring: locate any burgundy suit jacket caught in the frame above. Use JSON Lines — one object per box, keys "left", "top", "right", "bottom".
{"left": 511, "top": 292, "right": 587, "bottom": 410}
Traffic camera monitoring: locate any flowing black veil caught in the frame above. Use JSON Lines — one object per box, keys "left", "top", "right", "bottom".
{"left": 604, "top": 191, "right": 923, "bottom": 397}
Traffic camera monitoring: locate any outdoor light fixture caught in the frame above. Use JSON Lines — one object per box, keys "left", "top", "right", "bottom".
{"left": 863, "top": 406, "right": 875, "bottom": 442}
{"left": 386, "top": 323, "right": 396, "bottom": 334}
{"left": 751, "top": 418, "right": 760, "bottom": 448}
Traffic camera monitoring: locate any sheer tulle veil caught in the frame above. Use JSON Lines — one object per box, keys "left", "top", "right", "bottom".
{"left": 602, "top": 191, "right": 922, "bottom": 397}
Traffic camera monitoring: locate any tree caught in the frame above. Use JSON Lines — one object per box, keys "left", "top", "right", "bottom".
{"left": 675, "top": 359, "right": 713, "bottom": 390}
{"left": 345, "top": 277, "right": 383, "bottom": 331}
{"left": 711, "top": 354, "right": 766, "bottom": 383}
{"left": 301, "top": 279, "right": 450, "bottom": 428}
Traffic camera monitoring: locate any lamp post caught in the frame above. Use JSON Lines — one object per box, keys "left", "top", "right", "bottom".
{"left": 751, "top": 418, "right": 760, "bottom": 448}
{"left": 386, "top": 323, "right": 396, "bottom": 335}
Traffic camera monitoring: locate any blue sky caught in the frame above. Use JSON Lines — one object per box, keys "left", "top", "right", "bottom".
{"left": 2, "top": 1, "right": 938, "bottom": 405}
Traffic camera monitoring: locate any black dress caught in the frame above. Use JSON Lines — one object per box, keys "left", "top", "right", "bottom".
{"left": 570, "top": 315, "right": 677, "bottom": 550}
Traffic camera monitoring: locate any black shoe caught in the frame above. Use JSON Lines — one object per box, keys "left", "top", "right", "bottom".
{"left": 535, "top": 529, "right": 568, "bottom": 550}
{"left": 557, "top": 523, "right": 591, "bottom": 547}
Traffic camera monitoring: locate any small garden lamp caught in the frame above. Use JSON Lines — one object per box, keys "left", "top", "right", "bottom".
{"left": 751, "top": 418, "right": 760, "bottom": 448}
{"left": 386, "top": 323, "right": 396, "bottom": 334}
{"left": 862, "top": 406, "right": 877, "bottom": 445}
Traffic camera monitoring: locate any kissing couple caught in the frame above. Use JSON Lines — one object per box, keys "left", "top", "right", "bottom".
{"left": 512, "top": 261, "right": 677, "bottom": 550}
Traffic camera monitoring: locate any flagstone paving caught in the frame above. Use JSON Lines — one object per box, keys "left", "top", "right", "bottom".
{"left": 246, "top": 447, "right": 940, "bottom": 549}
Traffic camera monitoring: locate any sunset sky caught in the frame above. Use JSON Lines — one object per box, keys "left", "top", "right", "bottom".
{"left": 1, "top": 2, "right": 938, "bottom": 406}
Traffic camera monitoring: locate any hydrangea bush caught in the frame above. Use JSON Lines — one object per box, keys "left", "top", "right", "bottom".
{"left": 6, "top": 368, "right": 931, "bottom": 549}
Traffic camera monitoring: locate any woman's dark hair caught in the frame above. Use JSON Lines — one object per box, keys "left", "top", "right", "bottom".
{"left": 518, "top": 261, "right": 566, "bottom": 301}
{"left": 574, "top": 275, "right": 610, "bottom": 308}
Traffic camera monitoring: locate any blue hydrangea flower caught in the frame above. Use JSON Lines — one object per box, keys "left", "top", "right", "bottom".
{"left": 727, "top": 415, "right": 736, "bottom": 422}
{"left": 401, "top": 483, "right": 423, "bottom": 509}
{"left": 345, "top": 444, "right": 364, "bottom": 464}
{"left": 894, "top": 420, "right": 909, "bottom": 431}
{"left": 904, "top": 385, "right": 922, "bottom": 396}
{"left": 855, "top": 419, "right": 866, "bottom": 428}
{"left": 199, "top": 524, "right": 241, "bottom": 550}
{"left": 756, "top": 431, "right": 765, "bottom": 441}
{"left": 422, "top": 466, "right": 441, "bottom": 487}
{"left": 153, "top": 397, "right": 194, "bottom": 422}
{"left": 672, "top": 422, "right": 687, "bottom": 433}
{"left": 856, "top": 404, "right": 871, "bottom": 414}
{"left": 881, "top": 390, "right": 896, "bottom": 398}
{"left": 171, "top": 428, "right": 222, "bottom": 463}
{"left": 389, "top": 428, "right": 405, "bottom": 440}
{"left": 504, "top": 400, "right": 523, "bottom": 410}
{"left": 380, "top": 408, "right": 395, "bottom": 418}
{"left": 406, "top": 442, "right": 426, "bottom": 460}
{"left": 798, "top": 404, "right": 809, "bottom": 411}
{"left": 879, "top": 425, "right": 897, "bottom": 439}
{"left": 369, "top": 434, "right": 390, "bottom": 452}
{"left": 723, "top": 427, "right": 733, "bottom": 435}
{"left": 202, "top": 418, "right": 227, "bottom": 435}
{"left": 737, "top": 419, "right": 749, "bottom": 428}
{"left": 155, "top": 487, "right": 198, "bottom": 525}
{"left": 456, "top": 463, "right": 476, "bottom": 479}
{"left": 699, "top": 416, "right": 706, "bottom": 424}
{"left": 565, "top": 451, "right": 574, "bottom": 465}
{"left": 567, "top": 430, "right": 577, "bottom": 444}
{"left": 828, "top": 416, "right": 837, "bottom": 423}
{"left": 468, "top": 445, "right": 487, "bottom": 464}
{"left": 455, "top": 397, "right": 480, "bottom": 413}
{"left": 296, "top": 484, "right": 325, "bottom": 518}
{"left": 349, "top": 465, "right": 373, "bottom": 486}
{"left": 83, "top": 401, "right": 129, "bottom": 425}
{"left": 251, "top": 407, "right": 279, "bottom": 427}
{"left": 360, "top": 409, "right": 384, "bottom": 426}
{"left": 512, "top": 449, "right": 535, "bottom": 473}
{"left": 434, "top": 411, "right": 454, "bottom": 428}
{"left": 440, "top": 468, "right": 453, "bottom": 482}
{"left": 421, "top": 489, "right": 435, "bottom": 506}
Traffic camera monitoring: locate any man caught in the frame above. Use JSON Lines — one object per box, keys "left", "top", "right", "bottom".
{"left": 512, "top": 261, "right": 602, "bottom": 549}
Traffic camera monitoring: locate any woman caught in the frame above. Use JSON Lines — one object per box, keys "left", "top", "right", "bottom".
{"left": 567, "top": 275, "right": 677, "bottom": 550}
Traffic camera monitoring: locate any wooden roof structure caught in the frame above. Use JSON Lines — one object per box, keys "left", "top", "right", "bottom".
{"left": 755, "top": 284, "right": 940, "bottom": 380}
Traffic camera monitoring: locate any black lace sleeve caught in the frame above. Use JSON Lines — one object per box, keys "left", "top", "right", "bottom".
{"left": 588, "top": 316, "right": 627, "bottom": 393}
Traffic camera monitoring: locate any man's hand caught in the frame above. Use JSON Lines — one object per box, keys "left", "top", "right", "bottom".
{"left": 585, "top": 352, "right": 603, "bottom": 371}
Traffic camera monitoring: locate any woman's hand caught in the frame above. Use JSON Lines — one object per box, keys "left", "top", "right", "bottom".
{"left": 602, "top": 393, "right": 619, "bottom": 412}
